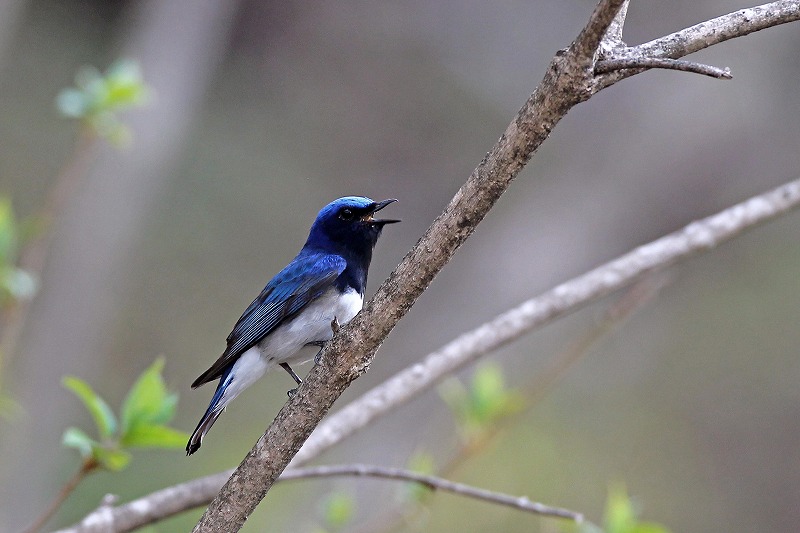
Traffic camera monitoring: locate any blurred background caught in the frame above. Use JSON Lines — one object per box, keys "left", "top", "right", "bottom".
{"left": 0, "top": 0, "right": 798, "bottom": 531}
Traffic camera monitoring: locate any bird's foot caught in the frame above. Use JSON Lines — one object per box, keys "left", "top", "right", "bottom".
{"left": 330, "top": 316, "right": 340, "bottom": 334}
{"left": 287, "top": 387, "right": 299, "bottom": 398}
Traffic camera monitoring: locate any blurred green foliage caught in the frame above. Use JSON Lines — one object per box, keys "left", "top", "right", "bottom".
{"left": 439, "top": 363, "right": 523, "bottom": 443}
{"left": 405, "top": 451, "right": 436, "bottom": 502}
{"left": 62, "top": 358, "right": 188, "bottom": 471}
{"left": 564, "top": 485, "right": 672, "bottom": 533}
{"left": 314, "top": 492, "right": 356, "bottom": 533}
{"left": 56, "top": 59, "right": 150, "bottom": 145}
{"left": 0, "top": 198, "right": 37, "bottom": 307}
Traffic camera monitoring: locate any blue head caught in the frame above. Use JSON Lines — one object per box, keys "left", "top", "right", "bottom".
{"left": 305, "top": 196, "right": 399, "bottom": 258}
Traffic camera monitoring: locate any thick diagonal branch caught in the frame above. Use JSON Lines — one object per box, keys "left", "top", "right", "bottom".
{"left": 190, "top": 2, "right": 629, "bottom": 531}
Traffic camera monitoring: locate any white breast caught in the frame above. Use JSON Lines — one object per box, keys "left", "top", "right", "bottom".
{"left": 257, "top": 287, "right": 363, "bottom": 366}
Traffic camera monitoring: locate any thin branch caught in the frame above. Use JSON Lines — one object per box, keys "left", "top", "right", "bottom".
{"left": 595, "top": 58, "right": 732, "bottom": 79}
{"left": 1, "top": 129, "right": 98, "bottom": 381}
{"left": 636, "top": 0, "right": 800, "bottom": 59}
{"left": 56, "top": 176, "right": 800, "bottom": 533}
{"left": 23, "top": 461, "right": 95, "bottom": 533}
{"left": 595, "top": 1, "right": 800, "bottom": 89}
{"left": 280, "top": 464, "right": 582, "bottom": 521}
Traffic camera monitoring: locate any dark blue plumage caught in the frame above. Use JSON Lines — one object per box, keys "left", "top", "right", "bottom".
{"left": 187, "top": 196, "right": 398, "bottom": 455}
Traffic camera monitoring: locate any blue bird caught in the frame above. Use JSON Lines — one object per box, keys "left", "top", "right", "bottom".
{"left": 186, "top": 196, "right": 398, "bottom": 455}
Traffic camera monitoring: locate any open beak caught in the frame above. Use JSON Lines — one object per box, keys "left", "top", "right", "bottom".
{"left": 365, "top": 198, "right": 400, "bottom": 225}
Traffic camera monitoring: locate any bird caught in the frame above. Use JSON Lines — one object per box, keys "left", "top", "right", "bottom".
{"left": 186, "top": 196, "right": 399, "bottom": 455}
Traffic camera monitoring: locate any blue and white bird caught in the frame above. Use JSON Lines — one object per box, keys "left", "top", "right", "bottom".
{"left": 187, "top": 196, "right": 399, "bottom": 455}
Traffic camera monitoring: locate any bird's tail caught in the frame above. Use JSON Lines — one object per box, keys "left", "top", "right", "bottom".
{"left": 186, "top": 370, "right": 231, "bottom": 455}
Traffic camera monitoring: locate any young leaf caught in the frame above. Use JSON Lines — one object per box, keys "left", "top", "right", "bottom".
{"left": 322, "top": 492, "right": 355, "bottom": 530}
{"left": 405, "top": 452, "right": 436, "bottom": 502}
{"left": 605, "top": 483, "right": 636, "bottom": 533}
{"left": 0, "top": 198, "right": 18, "bottom": 263}
{"left": 62, "top": 427, "right": 97, "bottom": 458}
{"left": 121, "top": 358, "right": 169, "bottom": 434}
{"left": 92, "top": 446, "right": 132, "bottom": 471}
{"left": 63, "top": 376, "right": 117, "bottom": 439}
{"left": 1, "top": 267, "right": 37, "bottom": 301}
{"left": 121, "top": 423, "right": 189, "bottom": 449}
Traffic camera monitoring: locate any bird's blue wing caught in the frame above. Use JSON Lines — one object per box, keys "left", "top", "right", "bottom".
{"left": 191, "top": 252, "right": 346, "bottom": 388}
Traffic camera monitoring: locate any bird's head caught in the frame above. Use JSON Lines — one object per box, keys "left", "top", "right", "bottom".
{"left": 305, "top": 196, "right": 399, "bottom": 254}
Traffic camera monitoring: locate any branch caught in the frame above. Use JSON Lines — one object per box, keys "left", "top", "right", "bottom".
{"left": 595, "top": 58, "right": 732, "bottom": 79}
{"left": 56, "top": 176, "right": 800, "bottom": 533}
{"left": 637, "top": 1, "right": 800, "bottom": 58}
{"left": 280, "top": 464, "right": 582, "bottom": 521}
{"left": 23, "top": 462, "right": 95, "bottom": 533}
{"left": 596, "top": 1, "right": 800, "bottom": 88}
{"left": 191, "top": 3, "right": 634, "bottom": 532}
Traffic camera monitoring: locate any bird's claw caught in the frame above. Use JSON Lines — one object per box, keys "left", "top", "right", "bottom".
{"left": 330, "top": 316, "right": 340, "bottom": 334}
{"left": 287, "top": 387, "right": 298, "bottom": 398}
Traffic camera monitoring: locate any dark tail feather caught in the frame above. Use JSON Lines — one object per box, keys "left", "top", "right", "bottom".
{"left": 186, "top": 371, "right": 231, "bottom": 455}
{"left": 186, "top": 407, "right": 223, "bottom": 455}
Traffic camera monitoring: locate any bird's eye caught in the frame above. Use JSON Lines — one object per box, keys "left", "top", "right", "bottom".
{"left": 339, "top": 208, "right": 354, "bottom": 221}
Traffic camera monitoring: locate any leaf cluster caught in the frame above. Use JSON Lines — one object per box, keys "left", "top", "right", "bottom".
{"left": 56, "top": 59, "right": 150, "bottom": 145}
{"left": 62, "top": 358, "right": 188, "bottom": 471}
{"left": 439, "top": 363, "right": 523, "bottom": 443}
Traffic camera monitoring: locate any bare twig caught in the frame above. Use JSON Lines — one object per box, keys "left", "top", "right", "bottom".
{"left": 523, "top": 275, "right": 670, "bottom": 407}
{"left": 595, "top": 1, "right": 800, "bottom": 89}
{"left": 22, "top": 461, "right": 95, "bottom": 533}
{"left": 281, "top": 464, "right": 582, "bottom": 521}
{"left": 0, "top": 129, "right": 98, "bottom": 380}
{"left": 56, "top": 176, "right": 800, "bottom": 533}
{"left": 595, "top": 58, "right": 732, "bottom": 79}
{"left": 637, "top": 1, "right": 800, "bottom": 58}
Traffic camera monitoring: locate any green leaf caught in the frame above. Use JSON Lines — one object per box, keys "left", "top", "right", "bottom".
{"left": 322, "top": 492, "right": 355, "bottom": 529}
{"left": 438, "top": 377, "right": 470, "bottom": 421}
{"left": 121, "top": 358, "right": 175, "bottom": 434}
{"left": 0, "top": 198, "right": 19, "bottom": 263}
{"left": 605, "top": 483, "right": 636, "bottom": 533}
{"left": 62, "top": 427, "right": 97, "bottom": 458}
{"left": 405, "top": 452, "right": 436, "bottom": 502}
{"left": 121, "top": 423, "right": 189, "bottom": 449}
{"left": 103, "top": 59, "right": 149, "bottom": 108}
{"left": 0, "top": 392, "right": 21, "bottom": 421}
{"left": 471, "top": 364, "right": 507, "bottom": 420}
{"left": 92, "top": 445, "right": 131, "bottom": 471}
{"left": 63, "top": 376, "right": 117, "bottom": 439}
{"left": 1, "top": 267, "right": 37, "bottom": 301}
{"left": 151, "top": 392, "right": 178, "bottom": 425}
{"left": 57, "top": 59, "right": 150, "bottom": 142}
{"left": 56, "top": 88, "right": 90, "bottom": 118}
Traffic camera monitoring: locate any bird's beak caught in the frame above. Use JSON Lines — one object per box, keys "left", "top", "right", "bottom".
{"left": 365, "top": 198, "right": 400, "bottom": 225}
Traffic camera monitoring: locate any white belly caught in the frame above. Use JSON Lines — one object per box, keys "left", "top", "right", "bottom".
{"left": 257, "top": 286, "right": 362, "bottom": 365}
{"left": 214, "top": 287, "right": 362, "bottom": 411}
